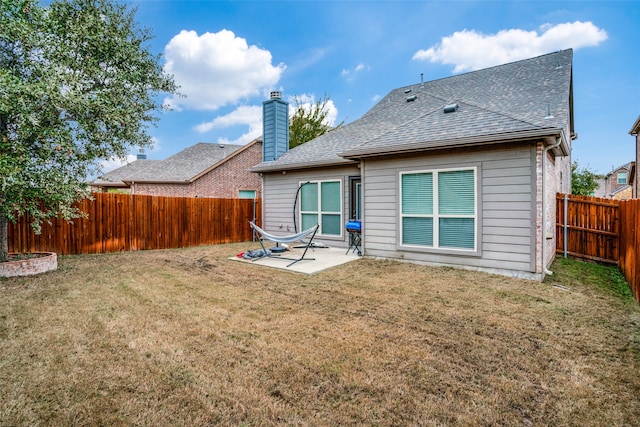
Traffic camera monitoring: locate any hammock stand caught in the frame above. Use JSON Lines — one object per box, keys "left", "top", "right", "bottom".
{"left": 249, "top": 222, "right": 319, "bottom": 267}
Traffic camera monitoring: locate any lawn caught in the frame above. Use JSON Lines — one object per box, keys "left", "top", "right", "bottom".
{"left": 1, "top": 243, "right": 639, "bottom": 426}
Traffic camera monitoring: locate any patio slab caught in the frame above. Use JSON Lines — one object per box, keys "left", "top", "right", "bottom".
{"left": 229, "top": 245, "right": 361, "bottom": 274}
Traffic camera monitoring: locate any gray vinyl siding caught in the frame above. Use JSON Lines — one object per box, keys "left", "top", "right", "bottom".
{"left": 262, "top": 165, "right": 360, "bottom": 247}
{"left": 363, "top": 144, "right": 537, "bottom": 273}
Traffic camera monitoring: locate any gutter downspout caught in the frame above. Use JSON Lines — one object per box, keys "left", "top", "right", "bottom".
{"left": 542, "top": 137, "right": 562, "bottom": 276}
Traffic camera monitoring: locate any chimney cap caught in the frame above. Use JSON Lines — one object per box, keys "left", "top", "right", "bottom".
{"left": 270, "top": 91, "right": 282, "bottom": 99}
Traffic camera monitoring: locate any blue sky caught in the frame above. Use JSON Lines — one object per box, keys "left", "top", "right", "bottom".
{"left": 105, "top": 0, "right": 640, "bottom": 175}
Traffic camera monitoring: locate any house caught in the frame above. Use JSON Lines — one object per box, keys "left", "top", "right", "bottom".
{"left": 93, "top": 138, "right": 263, "bottom": 199}
{"left": 251, "top": 50, "right": 575, "bottom": 281}
{"left": 630, "top": 116, "right": 640, "bottom": 198}
{"left": 594, "top": 162, "right": 634, "bottom": 199}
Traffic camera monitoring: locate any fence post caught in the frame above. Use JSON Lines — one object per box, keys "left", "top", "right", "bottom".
{"left": 563, "top": 194, "right": 568, "bottom": 258}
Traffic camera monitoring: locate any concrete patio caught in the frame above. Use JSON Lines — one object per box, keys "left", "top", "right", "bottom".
{"left": 229, "top": 244, "right": 362, "bottom": 274}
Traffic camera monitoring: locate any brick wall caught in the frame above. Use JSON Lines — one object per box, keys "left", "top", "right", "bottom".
{"left": 535, "top": 142, "right": 568, "bottom": 275}
{"left": 132, "top": 142, "right": 263, "bottom": 198}
{"left": 535, "top": 144, "right": 543, "bottom": 274}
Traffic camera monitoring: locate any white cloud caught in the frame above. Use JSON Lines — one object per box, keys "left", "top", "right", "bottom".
{"left": 341, "top": 63, "right": 370, "bottom": 81}
{"left": 195, "top": 105, "right": 261, "bottom": 133}
{"left": 195, "top": 105, "right": 262, "bottom": 145}
{"left": 163, "top": 29, "right": 286, "bottom": 110}
{"left": 289, "top": 93, "right": 339, "bottom": 127}
{"left": 413, "top": 21, "right": 607, "bottom": 72}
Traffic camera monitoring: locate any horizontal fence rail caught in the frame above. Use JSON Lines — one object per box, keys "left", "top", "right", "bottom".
{"left": 555, "top": 194, "right": 620, "bottom": 264}
{"left": 556, "top": 193, "right": 640, "bottom": 303}
{"left": 8, "top": 193, "right": 261, "bottom": 255}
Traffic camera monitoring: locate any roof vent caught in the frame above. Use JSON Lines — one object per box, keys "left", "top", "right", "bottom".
{"left": 270, "top": 91, "right": 282, "bottom": 99}
{"left": 443, "top": 103, "right": 459, "bottom": 113}
{"left": 406, "top": 95, "right": 417, "bottom": 102}
{"left": 404, "top": 88, "right": 412, "bottom": 94}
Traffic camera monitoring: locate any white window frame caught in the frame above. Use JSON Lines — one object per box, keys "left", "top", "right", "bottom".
{"left": 399, "top": 167, "right": 477, "bottom": 252}
{"left": 617, "top": 172, "right": 627, "bottom": 185}
{"left": 299, "top": 179, "right": 343, "bottom": 237}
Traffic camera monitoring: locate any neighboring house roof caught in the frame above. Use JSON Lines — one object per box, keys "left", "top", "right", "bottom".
{"left": 92, "top": 159, "right": 161, "bottom": 187}
{"left": 595, "top": 162, "right": 634, "bottom": 199}
{"left": 252, "top": 49, "right": 573, "bottom": 172}
{"left": 94, "top": 139, "right": 260, "bottom": 186}
{"left": 605, "top": 162, "right": 633, "bottom": 177}
{"left": 610, "top": 185, "right": 631, "bottom": 196}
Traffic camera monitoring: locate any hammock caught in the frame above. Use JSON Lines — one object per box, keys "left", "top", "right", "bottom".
{"left": 249, "top": 221, "right": 319, "bottom": 267}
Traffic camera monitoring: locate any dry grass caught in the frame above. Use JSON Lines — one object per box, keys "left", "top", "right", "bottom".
{"left": 1, "top": 243, "right": 639, "bottom": 426}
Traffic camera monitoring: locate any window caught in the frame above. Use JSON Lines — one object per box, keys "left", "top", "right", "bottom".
{"left": 617, "top": 172, "right": 627, "bottom": 185}
{"left": 300, "top": 180, "right": 342, "bottom": 236}
{"left": 238, "top": 190, "right": 256, "bottom": 199}
{"left": 400, "top": 168, "right": 476, "bottom": 250}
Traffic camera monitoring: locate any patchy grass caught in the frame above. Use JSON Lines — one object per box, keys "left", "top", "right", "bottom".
{"left": 1, "top": 244, "right": 639, "bottom": 426}
{"left": 547, "top": 256, "right": 635, "bottom": 301}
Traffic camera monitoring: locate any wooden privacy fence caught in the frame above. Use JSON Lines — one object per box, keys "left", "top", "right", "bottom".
{"left": 619, "top": 199, "right": 640, "bottom": 302}
{"left": 556, "top": 194, "right": 640, "bottom": 302}
{"left": 555, "top": 194, "right": 620, "bottom": 264}
{"left": 8, "top": 193, "right": 261, "bottom": 255}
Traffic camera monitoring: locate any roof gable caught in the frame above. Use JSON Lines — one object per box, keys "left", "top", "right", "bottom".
{"left": 606, "top": 162, "right": 633, "bottom": 177}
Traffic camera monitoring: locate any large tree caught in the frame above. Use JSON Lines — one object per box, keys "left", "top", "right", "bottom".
{"left": 571, "top": 161, "right": 603, "bottom": 196}
{"left": 289, "top": 94, "right": 342, "bottom": 149}
{"left": 0, "top": 0, "right": 177, "bottom": 261}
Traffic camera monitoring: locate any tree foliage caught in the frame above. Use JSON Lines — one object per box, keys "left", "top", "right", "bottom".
{"left": 289, "top": 94, "right": 342, "bottom": 149}
{"left": 571, "top": 161, "right": 603, "bottom": 196}
{"left": 0, "top": 0, "right": 177, "bottom": 261}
